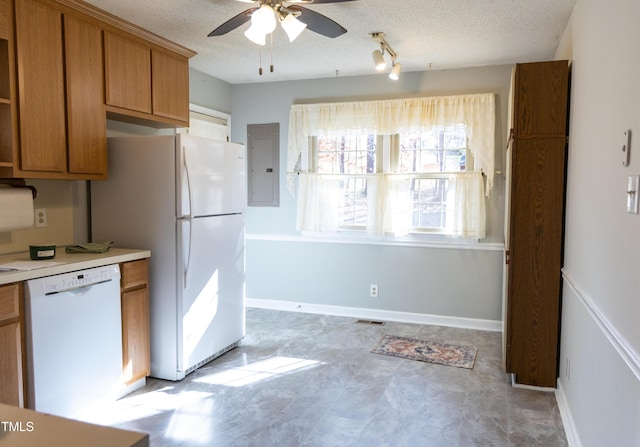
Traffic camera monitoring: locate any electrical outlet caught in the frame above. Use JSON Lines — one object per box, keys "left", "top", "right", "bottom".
{"left": 35, "top": 208, "right": 47, "bottom": 227}
{"left": 369, "top": 284, "right": 379, "bottom": 298}
{"left": 627, "top": 175, "right": 639, "bottom": 214}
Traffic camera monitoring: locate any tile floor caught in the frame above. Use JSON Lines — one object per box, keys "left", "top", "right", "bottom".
{"left": 93, "top": 308, "right": 568, "bottom": 446}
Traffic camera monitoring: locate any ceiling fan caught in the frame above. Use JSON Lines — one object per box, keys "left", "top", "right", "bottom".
{"left": 208, "top": 0, "right": 357, "bottom": 42}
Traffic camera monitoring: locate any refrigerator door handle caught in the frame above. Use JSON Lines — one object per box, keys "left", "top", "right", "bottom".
{"left": 182, "top": 145, "right": 194, "bottom": 218}
{"left": 182, "top": 219, "right": 192, "bottom": 289}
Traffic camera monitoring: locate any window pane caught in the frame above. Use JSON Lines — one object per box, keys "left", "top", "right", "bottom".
{"left": 317, "top": 135, "right": 376, "bottom": 174}
{"left": 410, "top": 178, "right": 449, "bottom": 229}
{"left": 340, "top": 177, "right": 368, "bottom": 226}
{"left": 399, "top": 125, "right": 467, "bottom": 173}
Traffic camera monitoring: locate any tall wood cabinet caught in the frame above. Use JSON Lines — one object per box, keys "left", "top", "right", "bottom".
{"left": 0, "top": 282, "right": 27, "bottom": 407}
{"left": 505, "top": 60, "right": 569, "bottom": 388}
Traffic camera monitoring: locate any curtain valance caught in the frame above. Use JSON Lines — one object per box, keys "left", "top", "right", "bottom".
{"left": 287, "top": 93, "right": 496, "bottom": 195}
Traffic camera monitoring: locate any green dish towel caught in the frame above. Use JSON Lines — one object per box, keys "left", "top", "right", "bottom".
{"left": 65, "top": 241, "right": 114, "bottom": 254}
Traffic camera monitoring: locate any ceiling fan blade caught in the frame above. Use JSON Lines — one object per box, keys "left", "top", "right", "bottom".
{"left": 208, "top": 7, "right": 257, "bottom": 37}
{"left": 286, "top": 0, "right": 358, "bottom": 3}
{"left": 290, "top": 5, "right": 347, "bottom": 38}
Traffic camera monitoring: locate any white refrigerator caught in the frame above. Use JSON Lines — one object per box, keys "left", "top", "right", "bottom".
{"left": 91, "top": 134, "right": 246, "bottom": 381}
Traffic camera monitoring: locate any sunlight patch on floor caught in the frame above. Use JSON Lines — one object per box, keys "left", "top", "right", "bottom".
{"left": 195, "top": 356, "right": 324, "bottom": 387}
{"left": 81, "top": 386, "right": 214, "bottom": 426}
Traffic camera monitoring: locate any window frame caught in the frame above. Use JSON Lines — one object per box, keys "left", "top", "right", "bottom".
{"left": 307, "top": 132, "right": 471, "bottom": 234}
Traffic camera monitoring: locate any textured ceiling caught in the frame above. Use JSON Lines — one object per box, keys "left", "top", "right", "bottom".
{"left": 83, "top": 0, "right": 576, "bottom": 84}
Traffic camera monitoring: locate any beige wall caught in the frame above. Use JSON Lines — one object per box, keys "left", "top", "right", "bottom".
{"left": 0, "top": 180, "right": 75, "bottom": 255}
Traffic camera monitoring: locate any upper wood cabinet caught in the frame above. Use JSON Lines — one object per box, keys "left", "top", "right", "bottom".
{"left": 64, "top": 14, "right": 107, "bottom": 176}
{"left": 104, "top": 31, "right": 152, "bottom": 115}
{"left": 152, "top": 50, "right": 190, "bottom": 122}
{"left": 105, "top": 31, "right": 190, "bottom": 126}
{"left": 14, "top": 0, "right": 67, "bottom": 174}
{"left": 1, "top": 0, "right": 194, "bottom": 179}
{"left": 0, "top": 0, "right": 7, "bottom": 40}
{"left": 12, "top": 0, "right": 106, "bottom": 179}
{"left": 0, "top": 0, "right": 13, "bottom": 177}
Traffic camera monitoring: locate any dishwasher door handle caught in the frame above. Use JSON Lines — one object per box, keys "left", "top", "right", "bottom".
{"left": 45, "top": 278, "right": 113, "bottom": 296}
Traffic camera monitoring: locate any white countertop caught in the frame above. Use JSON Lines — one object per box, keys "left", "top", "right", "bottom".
{"left": 0, "top": 403, "right": 149, "bottom": 447}
{"left": 0, "top": 247, "right": 151, "bottom": 285}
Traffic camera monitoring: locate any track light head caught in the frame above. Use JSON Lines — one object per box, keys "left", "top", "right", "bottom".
{"left": 372, "top": 49, "right": 386, "bottom": 71}
{"left": 389, "top": 62, "right": 402, "bottom": 80}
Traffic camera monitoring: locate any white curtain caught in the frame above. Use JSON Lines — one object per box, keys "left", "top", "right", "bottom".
{"left": 446, "top": 172, "right": 486, "bottom": 239}
{"left": 288, "top": 93, "right": 496, "bottom": 195}
{"left": 296, "top": 174, "right": 344, "bottom": 232}
{"left": 290, "top": 94, "right": 494, "bottom": 239}
{"left": 296, "top": 172, "right": 486, "bottom": 239}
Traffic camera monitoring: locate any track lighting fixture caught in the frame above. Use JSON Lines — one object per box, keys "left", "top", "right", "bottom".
{"left": 369, "top": 32, "right": 401, "bottom": 80}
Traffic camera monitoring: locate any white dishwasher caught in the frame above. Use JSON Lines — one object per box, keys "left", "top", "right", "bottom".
{"left": 25, "top": 264, "right": 123, "bottom": 420}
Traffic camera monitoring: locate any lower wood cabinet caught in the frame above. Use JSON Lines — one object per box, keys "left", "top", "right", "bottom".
{"left": 0, "top": 260, "right": 151, "bottom": 407}
{"left": 0, "top": 282, "right": 27, "bottom": 407}
{"left": 120, "top": 259, "right": 151, "bottom": 385}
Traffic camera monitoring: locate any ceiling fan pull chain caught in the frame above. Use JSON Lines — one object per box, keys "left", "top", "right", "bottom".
{"left": 259, "top": 48, "right": 263, "bottom": 75}
{"left": 270, "top": 32, "right": 274, "bottom": 73}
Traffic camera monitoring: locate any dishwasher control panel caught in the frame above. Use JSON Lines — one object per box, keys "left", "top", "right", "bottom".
{"left": 41, "top": 265, "right": 120, "bottom": 295}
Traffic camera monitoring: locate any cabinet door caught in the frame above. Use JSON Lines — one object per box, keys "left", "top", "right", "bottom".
{"left": 0, "top": 0, "right": 7, "bottom": 40}
{"left": 513, "top": 61, "right": 569, "bottom": 137}
{"left": 506, "top": 137, "right": 566, "bottom": 387}
{"left": 14, "top": 0, "right": 66, "bottom": 172}
{"left": 121, "top": 259, "right": 150, "bottom": 385}
{"left": 64, "top": 15, "right": 106, "bottom": 176}
{"left": 104, "top": 32, "right": 152, "bottom": 114}
{"left": 0, "top": 322, "right": 24, "bottom": 406}
{"left": 121, "top": 288, "right": 150, "bottom": 384}
{"left": 152, "top": 50, "right": 189, "bottom": 123}
{"left": 0, "top": 283, "right": 26, "bottom": 407}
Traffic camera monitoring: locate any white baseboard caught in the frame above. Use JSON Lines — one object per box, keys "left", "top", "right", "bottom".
{"left": 555, "top": 380, "right": 583, "bottom": 447}
{"left": 245, "top": 297, "right": 502, "bottom": 332}
{"left": 510, "top": 373, "right": 555, "bottom": 392}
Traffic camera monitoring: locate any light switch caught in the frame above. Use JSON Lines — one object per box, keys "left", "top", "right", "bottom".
{"left": 627, "top": 175, "right": 639, "bottom": 214}
{"left": 622, "top": 129, "right": 631, "bottom": 167}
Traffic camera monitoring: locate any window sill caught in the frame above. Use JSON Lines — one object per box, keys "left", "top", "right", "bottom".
{"left": 245, "top": 232, "right": 504, "bottom": 251}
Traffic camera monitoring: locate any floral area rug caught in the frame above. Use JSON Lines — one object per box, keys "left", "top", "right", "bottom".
{"left": 371, "top": 335, "right": 477, "bottom": 369}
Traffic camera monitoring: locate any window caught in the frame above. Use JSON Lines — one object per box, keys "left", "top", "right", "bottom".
{"left": 314, "top": 135, "right": 377, "bottom": 227}
{"left": 290, "top": 94, "right": 495, "bottom": 239}
{"left": 177, "top": 104, "right": 230, "bottom": 141}
{"left": 398, "top": 125, "right": 469, "bottom": 232}
{"left": 311, "top": 126, "right": 470, "bottom": 233}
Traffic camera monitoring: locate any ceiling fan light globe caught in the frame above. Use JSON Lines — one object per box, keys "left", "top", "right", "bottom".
{"left": 244, "top": 23, "right": 267, "bottom": 45}
{"left": 281, "top": 14, "right": 307, "bottom": 42}
{"left": 251, "top": 5, "right": 277, "bottom": 34}
{"left": 372, "top": 49, "right": 386, "bottom": 71}
{"left": 389, "top": 62, "right": 402, "bottom": 80}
